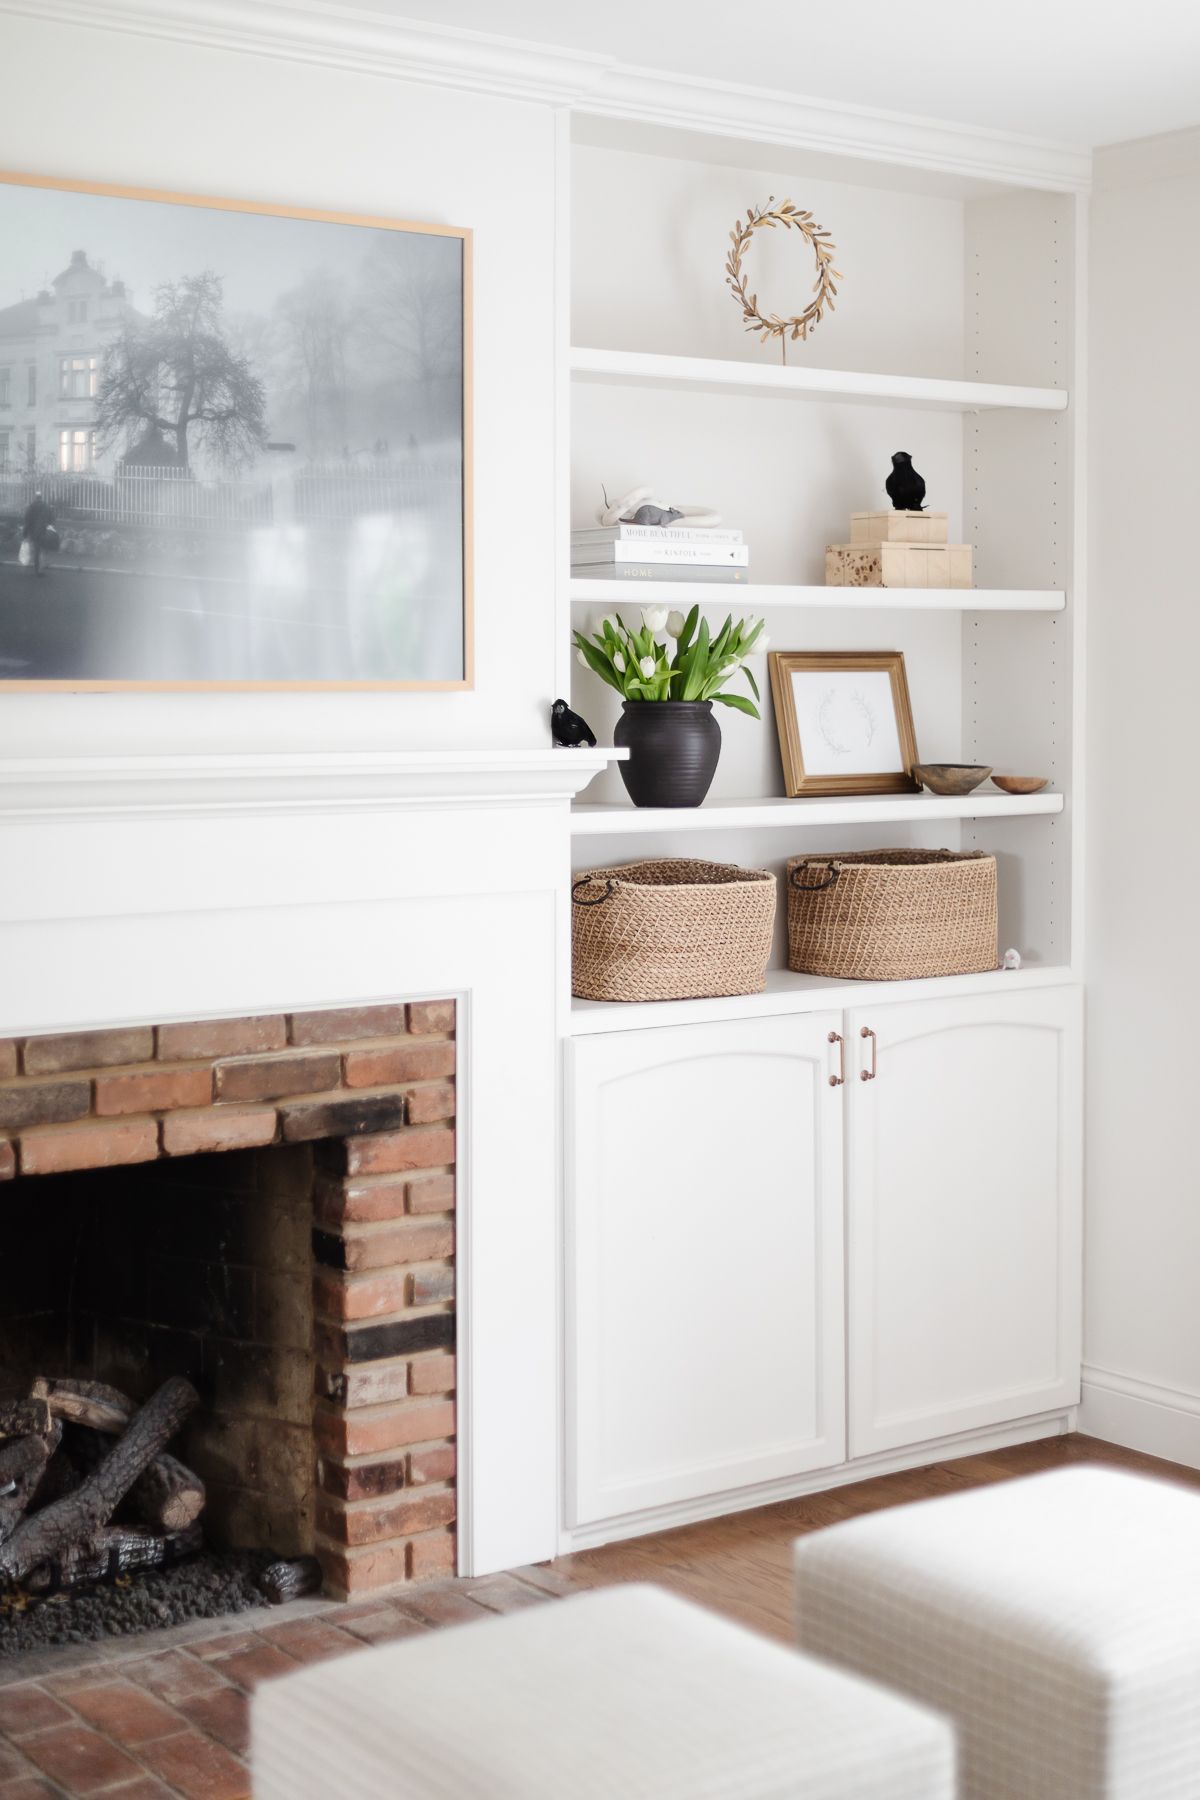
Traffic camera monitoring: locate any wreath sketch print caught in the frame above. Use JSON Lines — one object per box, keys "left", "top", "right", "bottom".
{"left": 725, "top": 197, "right": 842, "bottom": 362}
{"left": 818, "top": 687, "right": 878, "bottom": 758}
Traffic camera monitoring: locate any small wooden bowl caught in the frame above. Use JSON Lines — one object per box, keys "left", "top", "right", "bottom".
{"left": 912, "top": 762, "right": 992, "bottom": 796}
{"left": 990, "top": 775, "right": 1049, "bottom": 795}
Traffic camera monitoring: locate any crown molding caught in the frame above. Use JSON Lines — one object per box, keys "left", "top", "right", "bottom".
{"left": 3, "top": 0, "right": 1092, "bottom": 192}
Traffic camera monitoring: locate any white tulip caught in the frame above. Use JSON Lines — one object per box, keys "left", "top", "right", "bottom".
{"left": 639, "top": 655, "right": 656, "bottom": 679}
{"left": 641, "top": 606, "right": 669, "bottom": 633}
{"left": 756, "top": 631, "right": 770, "bottom": 653}
{"left": 612, "top": 651, "right": 625, "bottom": 673}
{"left": 666, "top": 610, "right": 686, "bottom": 639}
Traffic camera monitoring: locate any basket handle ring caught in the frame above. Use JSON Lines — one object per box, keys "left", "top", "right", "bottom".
{"left": 790, "top": 863, "right": 840, "bottom": 893}
{"left": 572, "top": 876, "right": 617, "bottom": 907}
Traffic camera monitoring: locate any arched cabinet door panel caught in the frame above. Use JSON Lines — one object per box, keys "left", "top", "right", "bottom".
{"left": 846, "top": 985, "right": 1082, "bottom": 1459}
{"left": 566, "top": 1013, "right": 846, "bottom": 1527}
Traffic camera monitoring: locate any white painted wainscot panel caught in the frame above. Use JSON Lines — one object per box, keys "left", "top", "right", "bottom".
{"left": 566, "top": 1013, "right": 845, "bottom": 1525}
{"left": 846, "top": 984, "right": 1082, "bottom": 1458}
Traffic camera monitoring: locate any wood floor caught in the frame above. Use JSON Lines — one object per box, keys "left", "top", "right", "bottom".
{"left": 0, "top": 1433, "right": 1193, "bottom": 1796}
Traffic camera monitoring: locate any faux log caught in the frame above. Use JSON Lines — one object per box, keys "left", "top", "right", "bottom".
{"left": 0, "top": 1424, "right": 61, "bottom": 1545}
{"left": 22, "top": 1522, "right": 204, "bottom": 1595}
{"left": 34, "top": 1379, "right": 205, "bottom": 1532}
{"left": 0, "top": 1377, "right": 199, "bottom": 1587}
{"left": 259, "top": 1555, "right": 323, "bottom": 1605}
{"left": 0, "top": 1399, "right": 52, "bottom": 1440}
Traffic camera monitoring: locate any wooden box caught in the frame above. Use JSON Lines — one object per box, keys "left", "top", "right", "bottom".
{"left": 850, "top": 510, "right": 949, "bottom": 545}
{"left": 825, "top": 542, "right": 973, "bottom": 589}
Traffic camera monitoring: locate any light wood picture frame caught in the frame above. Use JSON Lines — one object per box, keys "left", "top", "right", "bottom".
{"left": 768, "top": 650, "right": 919, "bottom": 796}
{"left": 0, "top": 171, "right": 472, "bottom": 691}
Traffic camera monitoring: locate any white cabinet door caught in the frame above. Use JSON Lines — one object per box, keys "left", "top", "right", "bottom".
{"left": 846, "top": 984, "right": 1082, "bottom": 1458}
{"left": 566, "top": 1013, "right": 845, "bottom": 1526}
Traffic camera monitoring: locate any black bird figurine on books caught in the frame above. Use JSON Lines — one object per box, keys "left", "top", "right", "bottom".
{"left": 885, "top": 451, "right": 927, "bottom": 512}
{"left": 551, "top": 698, "right": 597, "bottom": 749}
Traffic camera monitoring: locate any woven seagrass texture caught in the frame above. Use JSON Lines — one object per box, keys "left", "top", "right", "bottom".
{"left": 572, "top": 859, "right": 776, "bottom": 1002}
{"left": 786, "top": 849, "right": 997, "bottom": 981}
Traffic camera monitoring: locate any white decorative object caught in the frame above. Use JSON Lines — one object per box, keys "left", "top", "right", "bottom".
{"left": 795, "top": 1467, "right": 1200, "bottom": 1800}
{"left": 1003, "top": 947, "right": 1023, "bottom": 970}
{"left": 253, "top": 1585, "right": 955, "bottom": 1800}
{"left": 597, "top": 484, "right": 721, "bottom": 528}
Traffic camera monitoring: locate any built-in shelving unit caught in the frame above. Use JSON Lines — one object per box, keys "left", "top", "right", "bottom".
{"left": 571, "top": 790, "right": 1062, "bottom": 837}
{"left": 569, "top": 578, "right": 1066, "bottom": 613}
{"left": 570, "top": 346, "right": 1069, "bottom": 413}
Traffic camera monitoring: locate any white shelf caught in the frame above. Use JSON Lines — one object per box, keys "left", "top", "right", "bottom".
{"left": 570, "top": 347, "right": 1069, "bottom": 414}
{"left": 569, "top": 963, "right": 1079, "bottom": 1036}
{"left": 571, "top": 791, "right": 1063, "bottom": 837}
{"left": 569, "top": 578, "right": 1066, "bottom": 613}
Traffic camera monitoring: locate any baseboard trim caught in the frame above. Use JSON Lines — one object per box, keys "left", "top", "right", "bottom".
{"left": 1080, "top": 1365, "right": 1200, "bottom": 1469}
{"left": 558, "top": 1409, "right": 1073, "bottom": 1553}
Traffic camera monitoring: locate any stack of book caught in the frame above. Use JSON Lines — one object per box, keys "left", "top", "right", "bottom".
{"left": 571, "top": 523, "right": 749, "bottom": 584}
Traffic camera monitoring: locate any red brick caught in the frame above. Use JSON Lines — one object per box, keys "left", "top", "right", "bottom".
{"left": 214, "top": 1050, "right": 340, "bottom": 1103}
{"left": 404, "top": 1082, "right": 456, "bottom": 1125}
{"left": 23, "top": 1026, "right": 154, "bottom": 1074}
{"left": 319, "top": 1453, "right": 408, "bottom": 1501}
{"left": 409, "top": 1351, "right": 456, "bottom": 1396}
{"left": 257, "top": 1618, "right": 362, "bottom": 1664}
{"left": 94, "top": 1064, "right": 212, "bottom": 1117}
{"left": 333, "top": 1603, "right": 428, "bottom": 1644}
{"left": 343, "top": 1125, "right": 455, "bottom": 1177}
{"left": 0, "top": 1684, "right": 73, "bottom": 1735}
{"left": 0, "top": 1078, "right": 90, "bottom": 1130}
{"left": 406, "top": 1172, "right": 455, "bottom": 1214}
{"left": 334, "top": 1219, "right": 454, "bottom": 1274}
{"left": 314, "top": 1398, "right": 454, "bottom": 1460}
{"left": 0, "top": 1774, "right": 64, "bottom": 1798}
{"left": 21, "top": 1723, "right": 140, "bottom": 1794}
{"left": 18, "top": 1117, "right": 159, "bottom": 1176}
{"left": 0, "top": 1137, "right": 15, "bottom": 1180}
{"left": 289, "top": 1004, "right": 408, "bottom": 1046}
{"left": 157, "top": 1015, "right": 285, "bottom": 1061}
{"left": 318, "top": 1488, "right": 455, "bottom": 1547}
{"left": 410, "top": 1264, "right": 456, "bottom": 1306}
{"left": 317, "top": 1361, "right": 410, "bottom": 1408}
{"left": 397, "top": 1584, "right": 486, "bottom": 1626}
{"left": 409, "top": 1444, "right": 456, "bottom": 1486}
{"left": 66, "top": 1681, "right": 182, "bottom": 1745}
{"left": 136, "top": 1727, "right": 250, "bottom": 1798}
{"left": 174, "top": 1688, "right": 250, "bottom": 1757}
{"left": 201, "top": 1641, "right": 298, "bottom": 1692}
{"left": 162, "top": 1105, "right": 277, "bottom": 1157}
{"left": 408, "top": 1529, "right": 457, "bottom": 1582}
{"left": 280, "top": 1090, "right": 406, "bottom": 1143}
{"left": 0, "top": 1038, "right": 17, "bottom": 1079}
{"left": 407, "top": 1001, "right": 455, "bottom": 1036}
{"left": 344, "top": 1041, "right": 454, "bottom": 1089}
{"left": 124, "top": 1650, "right": 230, "bottom": 1704}
{"left": 314, "top": 1265, "right": 408, "bottom": 1321}
{"left": 465, "top": 1573, "right": 550, "bottom": 1615}
{"left": 317, "top": 1539, "right": 409, "bottom": 1597}
{"left": 314, "top": 1173, "right": 409, "bottom": 1226}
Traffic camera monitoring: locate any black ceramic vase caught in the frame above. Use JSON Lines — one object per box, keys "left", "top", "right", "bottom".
{"left": 613, "top": 701, "right": 722, "bottom": 807}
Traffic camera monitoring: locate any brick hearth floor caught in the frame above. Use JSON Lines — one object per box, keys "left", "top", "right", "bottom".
{"left": 0, "top": 1566, "right": 576, "bottom": 1798}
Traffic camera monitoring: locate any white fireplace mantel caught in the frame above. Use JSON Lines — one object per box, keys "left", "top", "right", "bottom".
{"left": 0, "top": 747, "right": 625, "bottom": 821}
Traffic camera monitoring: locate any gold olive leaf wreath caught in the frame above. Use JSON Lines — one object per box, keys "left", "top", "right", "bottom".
{"left": 725, "top": 197, "right": 842, "bottom": 347}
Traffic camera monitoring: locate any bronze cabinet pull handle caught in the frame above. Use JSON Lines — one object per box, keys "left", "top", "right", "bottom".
{"left": 827, "top": 1030, "right": 845, "bottom": 1087}
{"left": 860, "top": 1026, "right": 878, "bottom": 1081}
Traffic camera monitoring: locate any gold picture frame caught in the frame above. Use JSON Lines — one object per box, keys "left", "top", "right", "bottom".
{"left": 0, "top": 170, "right": 473, "bottom": 691}
{"left": 768, "top": 650, "right": 919, "bottom": 796}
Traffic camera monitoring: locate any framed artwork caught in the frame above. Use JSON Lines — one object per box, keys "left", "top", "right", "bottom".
{"left": 0, "top": 172, "right": 472, "bottom": 690}
{"left": 768, "top": 650, "right": 919, "bottom": 796}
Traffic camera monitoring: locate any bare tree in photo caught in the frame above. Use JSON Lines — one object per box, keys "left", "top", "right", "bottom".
{"left": 354, "top": 236, "right": 461, "bottom": 446}
{"left": 97, "top": 272, "right": 268, "bottom": 472}
{"left": 275, "top": 271, "right": 350, "bottom": 460}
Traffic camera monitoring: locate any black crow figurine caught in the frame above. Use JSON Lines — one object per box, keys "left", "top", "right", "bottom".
{"left": 551, "top": 698, "right": 597, "bottom": 749}
{"left": 885, "top": 452, "right": 926, "bottom": 512}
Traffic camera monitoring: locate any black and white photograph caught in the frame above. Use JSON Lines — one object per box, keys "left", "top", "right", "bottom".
{"left": 0, "top": 175, "right": 471, "bottom": 688}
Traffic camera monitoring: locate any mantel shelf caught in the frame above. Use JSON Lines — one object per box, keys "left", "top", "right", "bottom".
{"left": 570, "top": 346, "right": 1069, "bottom": 413}
{"left": 571, "top": 791, "right": 1063, "bottom": 836}
{"left": 569, "top": 579, "right": 1066, "bottom": 613}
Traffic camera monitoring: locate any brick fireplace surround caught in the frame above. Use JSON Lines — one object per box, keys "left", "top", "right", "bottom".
{"left": 0, "top": 1001, "right": 457, "bottom": 1600}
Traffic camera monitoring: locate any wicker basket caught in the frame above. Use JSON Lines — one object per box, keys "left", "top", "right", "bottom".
{"left": 786, "top": 849, "right": 997, "bottom": 981}
{"left": 572, "top": 859, "right": 776, "bottom": 1002}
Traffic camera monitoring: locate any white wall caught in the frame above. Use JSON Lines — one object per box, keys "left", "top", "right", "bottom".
{"left": 0, "top": 14, "right": 558, "bottom": 753}
{"left": 1081, "top": 128, "right": 1200, "bottom": 1458}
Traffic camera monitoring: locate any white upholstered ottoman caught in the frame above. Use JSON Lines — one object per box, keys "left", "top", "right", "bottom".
{"left": 252, "top": 1583, "right": 955, "bottom": 1798}
{"left": 795, "top": 1465, "right": 1200, "bottom": 1799}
